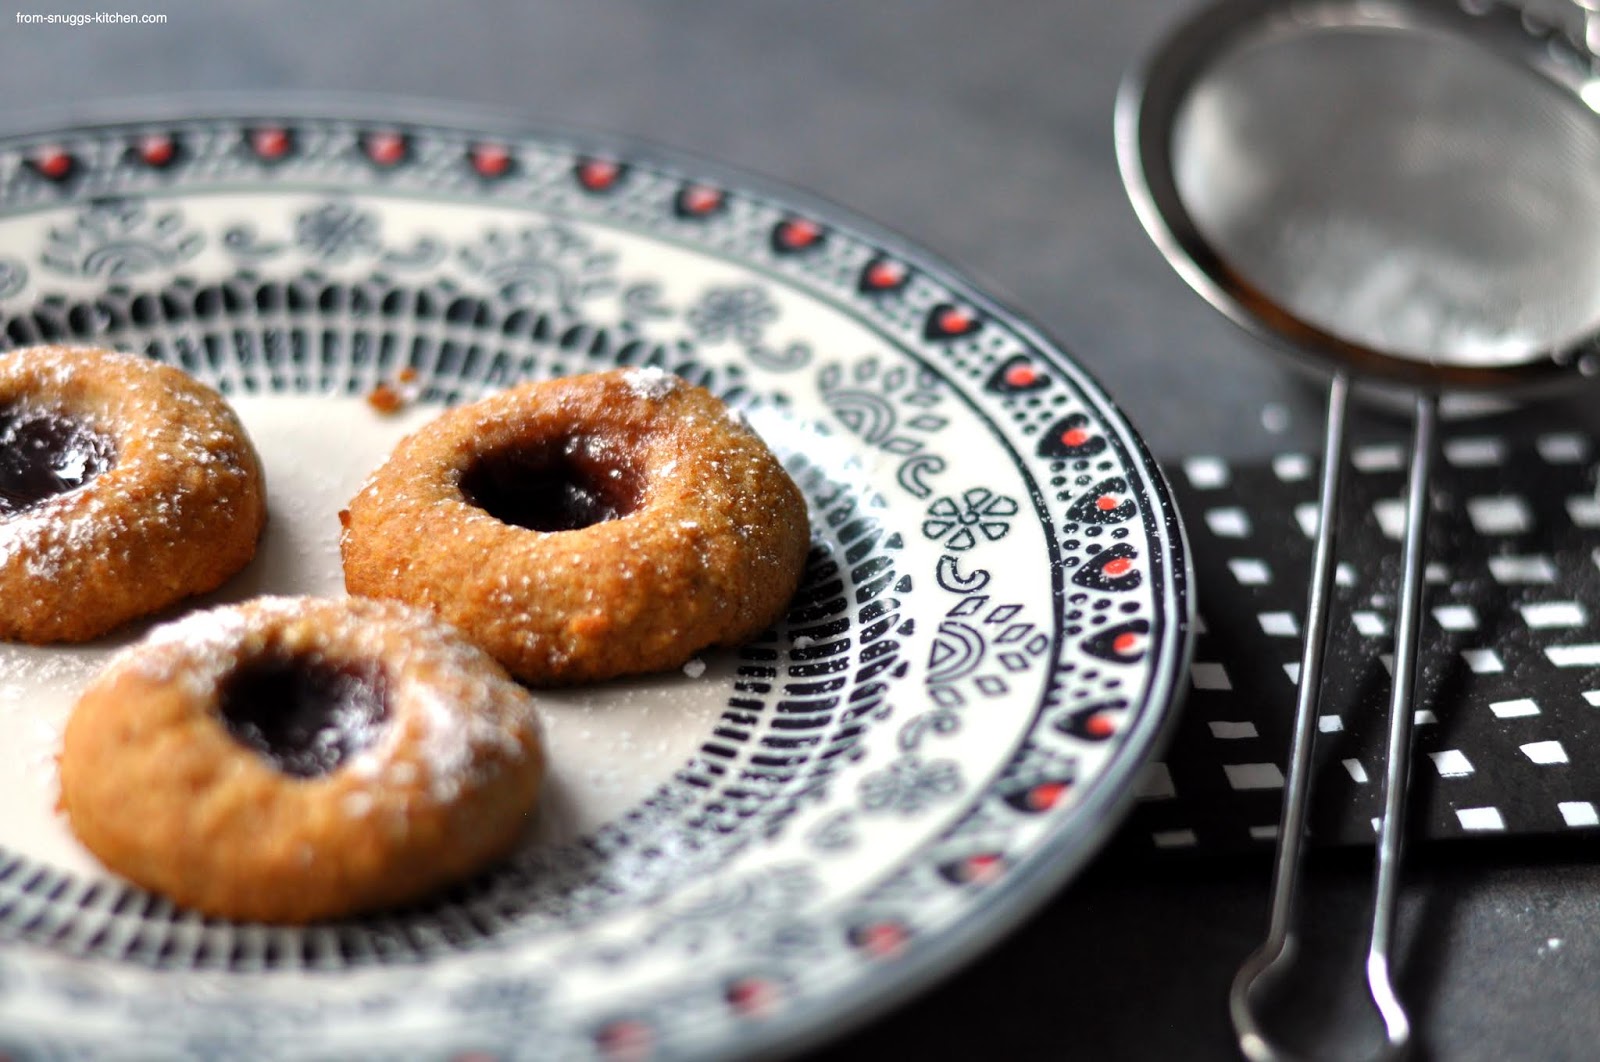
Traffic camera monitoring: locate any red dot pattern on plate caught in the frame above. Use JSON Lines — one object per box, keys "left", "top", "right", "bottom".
{"left": 1081, "top": 620, "right": 1149, "bottom": 664}
{"left": 1004, "top": 364, "right": 1039, "bottom": 387}
{"left": 1096, "top": 494, "right": 1120, "bottom": 512}
{"left": 680, "top": 184, "right": 724, "bottom": 215}
{"left": 1085, "top": 712, "right": 1117, "bottom": 738}
{"left": 595, "top": 1020, "right": 653, "bottom": 1061}
{"left": 856, "top": 921, "right": 908, "bottom": 959}
{"left": 1028, "top": 781, "right": 1069, "bottom": 810}
{"left": 365, "top": 131, "right": 406, "bottom": 167}
{"left": 985, "top": 355, "right": 1053, "bottom": 396}
{"left": 858, "top": 255, "right": 911, "bottom": 295}
{"left": 471, "top": 143, "right": 511, "bottom": 178}
{"left": 924, "top": 302, "right": 981, "bottom": 340}
{"left": 33, "top": 146, "right": 73, "bottom": 180}
{"left": 250, "top": 128, "right": 290, "bottom": 160}
{"left": 962, "top": 853, "right": 1005, "bottom": 884}
{"left": 1103, "top": 557, "right": 1132, "bottom": 577}
{"left": 726, "top": 977, "right": 781, "bottom": 1017}
{"left": 775, "top": 217, "right": 823, "bottom": 250}
{"left": 136, "top": 134, "right": 175, "bottom": 167}
{"left": 868, "top": 260, "right": 904, "bottom": 287}
{"left": 940, "top": 308, "right": 972, "bottom": 333}
{"left": 577, "top": 158, "right": 622, "bottom": 191}
{"left": 1038, "top": 414, "right": 1108, "bottom": 460}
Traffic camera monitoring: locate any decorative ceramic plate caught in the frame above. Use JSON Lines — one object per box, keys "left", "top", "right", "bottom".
{"left": 0, "top": 109, "right": 1192, "bottom": 1060}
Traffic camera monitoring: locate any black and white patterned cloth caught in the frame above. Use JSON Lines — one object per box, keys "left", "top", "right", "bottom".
{"left": 1128, "top": 419, "right": 1600, "bottom": 852}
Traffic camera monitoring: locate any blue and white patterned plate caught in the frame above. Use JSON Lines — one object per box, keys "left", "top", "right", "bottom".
{"left": 0, "top": 108, "right": 1192, "bottom": 1060}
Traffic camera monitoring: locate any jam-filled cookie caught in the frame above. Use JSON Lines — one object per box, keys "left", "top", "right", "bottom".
{"left": 341, "top": 368, "right": 811, "bottom": 685}
{"left": 0, "top": 346, "right": 266, "bottom": 642}
{"left": 58, "top": 595, "right": 544, "bottom": 924}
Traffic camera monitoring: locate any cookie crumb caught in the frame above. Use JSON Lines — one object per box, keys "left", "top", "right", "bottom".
{"left": 367, "top": 382, "right": 406, "bottom": 415}
{"left": 368, "top": 369, "right": 425, "bottom": 415}
{"left": 682, "top": 657, "right": 707, "bottom": 679}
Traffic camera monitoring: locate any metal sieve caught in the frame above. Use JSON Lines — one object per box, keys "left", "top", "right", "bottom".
{"left": 1117, "top": 1, "right": 1600, "bottom": 1057}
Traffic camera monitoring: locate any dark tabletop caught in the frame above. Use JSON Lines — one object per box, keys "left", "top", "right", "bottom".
{"left": 4, "top": 2, "right": 1598, "bottom": 1058}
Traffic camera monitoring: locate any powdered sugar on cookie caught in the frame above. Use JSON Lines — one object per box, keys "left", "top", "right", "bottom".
{"left": 622, "top": 365, "right": 681, "bottom": 401}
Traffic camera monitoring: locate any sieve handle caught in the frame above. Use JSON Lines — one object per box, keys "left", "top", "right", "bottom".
{"left": 1231, "top": 384, "right": 1438, "bottom": 1062}
{"left": 1230, "top": 372, "right": 1349, "bottom": 1062}
{"left": 1366, "top": 392, "right": 1436, "bottom": 1052}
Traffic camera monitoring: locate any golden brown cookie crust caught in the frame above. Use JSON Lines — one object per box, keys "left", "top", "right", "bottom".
{"left": 59, "top": 595, "right": 544, "bottom": 924}
{"left": 0, "top": 346, "right": 266, "bottom": 643}
{"left": 340, "top": 368, "right": 811, "bottom": 685}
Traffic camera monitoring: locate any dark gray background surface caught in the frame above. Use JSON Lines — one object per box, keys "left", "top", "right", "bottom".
{"left": 2, "top": 2, "right": 1597, "bottom": 1058}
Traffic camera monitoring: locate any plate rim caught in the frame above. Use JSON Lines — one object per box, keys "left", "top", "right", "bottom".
{"left": 0, "top": 97, "right": 1197, "bottom": 1059}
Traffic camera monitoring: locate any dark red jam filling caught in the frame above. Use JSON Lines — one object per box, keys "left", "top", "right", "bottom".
{"left": 461, "top": 435, "right": 642, "bottom": 532}
{"left": 0, "top": 405, "right": 116, "bottom": 517}
{"left": 218, "top": 654, "right": 389, "bottom": 778}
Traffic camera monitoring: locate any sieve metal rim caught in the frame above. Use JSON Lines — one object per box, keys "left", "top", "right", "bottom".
{"left": 1115, "top": 0, "right": 1600, "bottom": 395}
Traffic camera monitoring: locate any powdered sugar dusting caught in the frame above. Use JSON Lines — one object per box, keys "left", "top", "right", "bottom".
{"left": 0, "top": 347, "right": 259, "bottom": 589}
{"left": 623, "top": 365, "right": 680, "bottom": 401}
{"left": 0, "top": 430, "right": 119, "bottom": 583}
{"left": 412, "top": 678, "right": 525, "bottom": 802}
{"left": 114, "top": 593, "right": 538, "bottom": 804}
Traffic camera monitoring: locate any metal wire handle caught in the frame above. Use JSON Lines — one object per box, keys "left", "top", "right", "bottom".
{"left": 1229, "top": 380, "right": 1438, "bottom": 1062}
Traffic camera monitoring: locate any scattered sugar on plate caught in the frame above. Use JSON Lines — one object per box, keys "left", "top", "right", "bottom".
{"left": 682, "top": 657, "right": 707, "bottom": 679}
